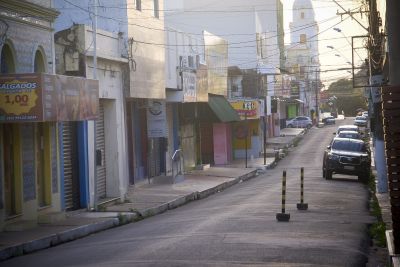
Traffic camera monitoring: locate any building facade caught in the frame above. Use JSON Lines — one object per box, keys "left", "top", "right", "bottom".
{"left": 0, "top": 0, "right": 60, "bottom": 230}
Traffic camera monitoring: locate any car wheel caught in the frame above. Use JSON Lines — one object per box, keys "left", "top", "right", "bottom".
{"left": 322, "top": 167, "right": 326, "bottom": 178}
{"left": 325, "top": 169, "right": 332, "bottom": 180}
{"left": 358, "top": 171, "right": 370, "bottom": 183}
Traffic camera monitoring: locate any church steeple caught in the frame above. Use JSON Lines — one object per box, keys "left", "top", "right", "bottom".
{"left": 292, "top": 0, "right": 315, "bottom": 23}
{"left": 289, "top": 0, "right": 319, "bottom": 60}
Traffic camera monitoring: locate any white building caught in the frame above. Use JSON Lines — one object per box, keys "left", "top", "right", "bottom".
{"left": 165, "top": 0, "right": 284, "bottom": 71}
{"left": 286, "top": 0, "right": 320, "bottom": 118}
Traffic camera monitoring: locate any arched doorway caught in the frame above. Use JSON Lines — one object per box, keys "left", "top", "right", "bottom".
{"left": 34, "top": 49, "right": 46, "bottom": 73}
{"left": 0, "top": 42, "right": 16, "bottom": 73}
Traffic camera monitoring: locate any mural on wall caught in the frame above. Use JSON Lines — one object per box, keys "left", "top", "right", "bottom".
{"left": 0, "top": 73, "right": 99, "bottom": 122}
{"left": 204, "top": 31, "right": 228, "bottom": 97}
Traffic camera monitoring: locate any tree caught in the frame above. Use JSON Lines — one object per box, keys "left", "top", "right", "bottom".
{"left": 326, "top": 78, "right": 367, "bottom": 116}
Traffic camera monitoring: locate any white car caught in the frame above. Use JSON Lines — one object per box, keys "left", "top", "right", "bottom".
{"left": 335, "top": 125, "right": 360, "bottom": 134}
{"left": 286, "top": 116, "right": 312, "bottom": 128}
{"left": 354, "top": 116, "right": 367, "bottom": 127}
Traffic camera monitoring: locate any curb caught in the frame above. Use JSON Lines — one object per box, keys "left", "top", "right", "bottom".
{"left": 0, "top": 218, "right": 120, "bottom": 261}
{"left": 0, "top": 157, "right": 264, "bottom": 261}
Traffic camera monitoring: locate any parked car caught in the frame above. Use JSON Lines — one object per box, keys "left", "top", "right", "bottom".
{"left": 337, "top": 130, "right": 362, "bottom": 140}
{"left": 323, "top": 137, "right": 371, "bottom": 182}
{"left": 335, "top": 125, "right": 360, "bottom": 135}
{"left": 354, "top": 116, "right": 367, "bottom": 127}
{"left": 286, "top": 116, "right": 312, "bottom": 128}
{"left": 322, "top": 116, "right": 335, "bottom": 125}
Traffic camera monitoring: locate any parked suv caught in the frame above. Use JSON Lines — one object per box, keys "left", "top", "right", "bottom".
{"left": 286, "top": 116, "right": 312, "bottom": 128}
{"left": 323, "top": 138, "right": 371, "bottom": 182}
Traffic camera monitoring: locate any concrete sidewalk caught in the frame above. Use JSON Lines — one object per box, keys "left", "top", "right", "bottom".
{"left": 0, "top": 128, "right": 305, "bottom": 262}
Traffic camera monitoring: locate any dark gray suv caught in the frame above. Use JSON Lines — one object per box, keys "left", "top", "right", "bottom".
{"left": 323, "top": 138, "right": 371, "bottom": 182}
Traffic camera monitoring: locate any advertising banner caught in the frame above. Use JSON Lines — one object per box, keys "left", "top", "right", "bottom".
{"left": 182, "top": 71, "right": 196, "bottom": 102}
{"left": 229, "top": 99, "right": 260, "bottom": 120}
{"left": 0, "top": 73, "right": 98, "bottom": 122}
{"left": 0, "top": 74, "right": 43, "bottom": 122}
{"left": 290, "top": 81, "right": 299, "bottom": 97}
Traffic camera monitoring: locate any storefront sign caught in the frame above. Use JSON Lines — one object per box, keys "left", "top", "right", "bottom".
{"left": 229, "top": 99, "right": 260, "bottom": 120}
{"left": 0, "top": 74, "right": 43, "bottom": 121}
{"left": 290, "top": 81, "right": 299, "bottom": 97}
{"left": 0, "top": 73, "right": 99, "bottom": 122}
{"left": 147, "top": 100, "right": 167, "bottom": 138}
{"left": 182, "top": 71, "right": 196, "bottom": 102}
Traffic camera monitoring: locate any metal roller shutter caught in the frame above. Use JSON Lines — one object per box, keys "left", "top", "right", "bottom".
{"left": 63, "top": 122, "right": 79, "bottom": 210}
{"left": 96, "top": 101, "right": 107, "bottom": 199}
{"left": 148, "top": 138, "right": 161, "bottom": 178}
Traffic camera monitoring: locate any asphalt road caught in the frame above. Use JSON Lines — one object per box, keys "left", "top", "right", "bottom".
{"left": 2, "top": 118, "right": 375, "bottom": 267}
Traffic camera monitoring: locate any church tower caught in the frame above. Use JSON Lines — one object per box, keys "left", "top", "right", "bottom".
{"left": 289, "top": 0, "right": 319, "bottom": 66}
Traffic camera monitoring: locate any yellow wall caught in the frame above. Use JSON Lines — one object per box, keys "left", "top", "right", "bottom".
{"left": 233, "top": 120, "right": 260, "bottom": 149}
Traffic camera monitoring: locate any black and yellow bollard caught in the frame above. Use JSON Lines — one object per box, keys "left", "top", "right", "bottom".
{"left": 297, "top": 167, "right": 308, "bottom": 210}
{"left": 276, "top": 170, "right": 290, "bottom": 222}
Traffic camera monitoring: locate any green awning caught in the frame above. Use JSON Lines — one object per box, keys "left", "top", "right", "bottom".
{"left": 208, "top": 94, "right": 240, "bottom": 122}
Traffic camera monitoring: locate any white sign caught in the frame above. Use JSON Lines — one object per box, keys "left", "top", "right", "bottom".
{"left": 370, "top": 75, "right": 384, "bottom": 103}
{"left": 183, "top": 71, "right": 196, "bottom": 102}
{"left": 147, "top": 100, "right": 167, "bottom": 138}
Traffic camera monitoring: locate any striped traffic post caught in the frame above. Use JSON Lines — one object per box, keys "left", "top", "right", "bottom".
{"left": 297, "top": 167, "right": 308, "bottom": 210}
{"left": 276, "top": 170, "right": 290, "bottom": 222}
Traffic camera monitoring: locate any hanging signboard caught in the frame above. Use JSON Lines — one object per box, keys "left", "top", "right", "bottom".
{"left": 229, "top": 99, "right": 260, "bottom": 120}
{"left": 0, "top": 73, "right": 99, "bottom": 122}
{"left": 182, "top": 71, "right": 197, "bottom": 102}
{"left": 147, "top": 100, "right": 167, "bottom": 138}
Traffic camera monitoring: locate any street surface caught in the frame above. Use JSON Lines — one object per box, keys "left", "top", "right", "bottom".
{"left": 2, "top": 118, "right": 374, "bottom": 267}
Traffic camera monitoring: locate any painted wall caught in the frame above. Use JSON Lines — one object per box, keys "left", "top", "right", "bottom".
{"left": 213, "top": 123, "right": 229, "bottom": 165}
{"left": 82, "top": 26, "right": 129, "bottom": 203}
{"left": 127, "top": 0, "right": 166, "bottom": 99}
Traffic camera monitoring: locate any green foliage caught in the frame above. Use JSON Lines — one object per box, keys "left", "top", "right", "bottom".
{"left": 326, "top": 78, "right": 367, "bottom": 116}
{"left": 370, "top": 222, "right": 387, "bottom": 247}
{"left": 367, "top": 173, "right": 387, "bottom": 247}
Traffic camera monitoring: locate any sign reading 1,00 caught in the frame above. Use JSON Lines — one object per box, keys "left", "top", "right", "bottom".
{"left": 5, "top": 94, "right": 29, "bottom": 106}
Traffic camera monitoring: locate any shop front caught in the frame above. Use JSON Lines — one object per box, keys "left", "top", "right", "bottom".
{"left": 0, "top": 73, "right": 98, "bottom": 229}
{"left": 229, "top": 99, "right": 264, "bottom": 160}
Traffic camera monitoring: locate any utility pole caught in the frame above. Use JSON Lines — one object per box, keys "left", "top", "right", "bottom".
{"left": 92, "top": 0, "right": 98, "bottom": 211}
{"left": 314, "top": 71, "right": 319, "bottom": 125}
{"left": 367, "top": 0, "right": 386, "bottom": 195}
{"left": 385, "top": 0, "right": 400, "bottom": 255}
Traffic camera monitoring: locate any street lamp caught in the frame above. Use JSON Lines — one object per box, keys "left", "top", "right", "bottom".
{"left": 332, "top": 27, "right": 363, "bottom": 62}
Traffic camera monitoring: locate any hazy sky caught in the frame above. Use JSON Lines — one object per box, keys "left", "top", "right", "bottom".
{"left": 283, "top": 0, "right": 369, "bottom": 88}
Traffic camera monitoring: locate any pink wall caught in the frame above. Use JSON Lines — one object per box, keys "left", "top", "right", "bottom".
{"left": 213, "top": 123, "right": 230, "bottom": 165}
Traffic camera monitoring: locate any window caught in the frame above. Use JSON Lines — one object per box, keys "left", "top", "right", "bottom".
{"left": 301, "top": 12, "right": 305, "bottom": 19}
{"left": 136, "top": 0, "right": 141, "bottom": 11}
{"left": 300, "top": 34, "right": 307, "bottom": 43}
{"left": 153, "top": 0, "right": 159, "bottom": 18}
